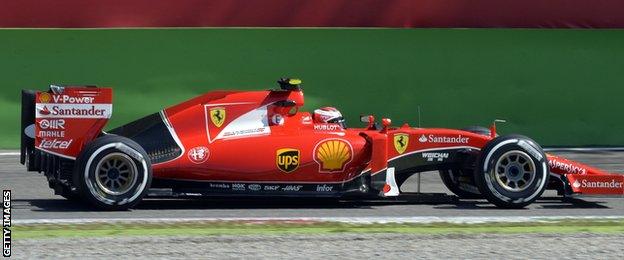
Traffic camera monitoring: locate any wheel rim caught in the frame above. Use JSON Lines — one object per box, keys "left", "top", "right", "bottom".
{"left": 95, "top": 153, "right": 138, "bottom": 195}
{"left": 493, "top": 151, "right": 536, "bottom": 192}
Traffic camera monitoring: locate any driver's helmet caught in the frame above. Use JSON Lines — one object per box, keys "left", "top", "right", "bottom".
{"left": 313, "top": 107, "right": 346, "bottom": 128}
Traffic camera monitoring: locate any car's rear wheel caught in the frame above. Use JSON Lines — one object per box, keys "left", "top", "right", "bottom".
{"left": 474, "top": 135, "right": 549, "bottom": 208}
{"left": 74, "top": 135, "right": 152, "bottom": 210}
{"left": 439, "top": 169, "right": 481, "bottom": 199}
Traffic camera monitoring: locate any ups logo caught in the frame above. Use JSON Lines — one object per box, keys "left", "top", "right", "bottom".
{"left": 276, "top": 148, "right": 300, "bottom": 173}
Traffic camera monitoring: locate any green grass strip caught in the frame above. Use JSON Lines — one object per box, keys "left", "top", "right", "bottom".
{"left": 12, "top": 219, "right": 624, "bottom": 239}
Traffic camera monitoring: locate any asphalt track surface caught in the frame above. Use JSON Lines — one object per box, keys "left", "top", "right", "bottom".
{"left": 1, "top": 150, "right": 623, "bottom": 221}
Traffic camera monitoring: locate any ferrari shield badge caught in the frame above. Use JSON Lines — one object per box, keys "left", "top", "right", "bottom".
{"left": 394, "top": 133, "right": 409, "bottom": 154}
{"left": 209, "top": 107, "right": 226, "bottom": 128}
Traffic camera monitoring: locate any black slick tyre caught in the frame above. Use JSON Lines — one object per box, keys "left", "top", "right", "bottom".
{"left": 474, "top": 135, "right": 549, "bottom": 208}
{"left": 73, "top": 135, "right": 152, "bottom": 210}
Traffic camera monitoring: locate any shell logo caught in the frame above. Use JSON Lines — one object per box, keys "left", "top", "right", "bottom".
{"left": 39, "top": 92, "right": 51, "bottom": 103}
{"left": 313, "top": 139, "right": 353, "bottom": 172}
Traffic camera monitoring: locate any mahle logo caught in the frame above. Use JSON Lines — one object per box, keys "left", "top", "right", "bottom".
{"left": 209, "top": 107, "right": 226, "bottom": 128}
{"left": 276, "top": 148, "right": 300, "bottom": 173}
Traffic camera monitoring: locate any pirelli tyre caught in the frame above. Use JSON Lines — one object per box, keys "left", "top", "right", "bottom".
{"left": 439, "top": 169, "right": 481, "bottom": 199}
{"left": 73, "top": 135, "right": 152, "bottom": 210}
{"left": 475, "top": 135, "right": 549, "bottom": 208}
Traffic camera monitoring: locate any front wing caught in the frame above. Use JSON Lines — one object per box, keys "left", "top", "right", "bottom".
{"left": 548, "top": 154, "right": 624, "bottom": 196}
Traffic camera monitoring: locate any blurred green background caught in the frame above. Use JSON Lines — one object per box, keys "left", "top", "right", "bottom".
{"left": 1, "top": 28, "right": 623, "bottom": 148}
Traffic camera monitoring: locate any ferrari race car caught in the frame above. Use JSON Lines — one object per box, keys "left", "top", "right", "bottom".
{"left": 20, "top": 79, "right": 624, "bottom": 210}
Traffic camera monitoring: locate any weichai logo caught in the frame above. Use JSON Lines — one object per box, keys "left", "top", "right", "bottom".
{"left": 276, "top": 148, "right": 299, "bottom": 173}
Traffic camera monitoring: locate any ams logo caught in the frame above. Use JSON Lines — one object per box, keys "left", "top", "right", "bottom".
{"left": 393, "top": 133, "right": 409, "bottom": 154}
{"left": 276, "top": 148, "right": 300, "bottom": 173}
{"left": 209, "top": 107, "right": 226, "bottom": 128}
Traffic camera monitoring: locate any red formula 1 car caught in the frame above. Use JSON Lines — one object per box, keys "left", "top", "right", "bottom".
{"left": 20, "top": 79, "right": 624, "bottom": 210}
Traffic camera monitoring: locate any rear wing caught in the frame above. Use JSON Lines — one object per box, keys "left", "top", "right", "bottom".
{"left": 21, "top": 85, "right": 112, "bottom": 170}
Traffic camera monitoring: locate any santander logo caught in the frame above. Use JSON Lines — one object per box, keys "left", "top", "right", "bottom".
{"left": 573, "top": 179, "right": 623, "bottom": 189}
{"left": 573, "top": 180, "right": 581, "bottom": 188}
{"left": 39, "top": 106, "right": 51, "bottom": 115}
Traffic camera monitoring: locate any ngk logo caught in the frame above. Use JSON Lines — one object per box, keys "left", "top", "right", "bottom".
{"left": 52, "top": 95, "right": 95, "bottom": 104}
{"left": 39, "top": 119, "right": 65, "bottom": 130}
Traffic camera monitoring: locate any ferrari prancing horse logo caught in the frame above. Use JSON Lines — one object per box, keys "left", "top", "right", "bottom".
{"left": 394, "top": 133, "right": 409, "bottom": 154}
{"left": 209, "top": 107, "right": 226, "bottom": 128}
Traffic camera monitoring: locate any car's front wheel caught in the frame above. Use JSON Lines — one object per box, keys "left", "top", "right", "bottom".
{"left": 474, "top": 135, "right": 549, "bottom": 208}
{"left": 74, "top": 135, "right": 152, "bottom": 210}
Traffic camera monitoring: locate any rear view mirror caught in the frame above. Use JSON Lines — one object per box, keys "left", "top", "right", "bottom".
{"left": 275, "top": 100, "right": 296, "bottom": 107}
{"left": 360, "top": 115, "right": 374, "bottom": 123}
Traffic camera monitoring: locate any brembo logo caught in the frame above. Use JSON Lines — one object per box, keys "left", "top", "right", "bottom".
{"left": 418, "top": 134, "right": 469, "bottom": 144}
{"left": 573, "top": 180, "right": 623, "bottom": 189}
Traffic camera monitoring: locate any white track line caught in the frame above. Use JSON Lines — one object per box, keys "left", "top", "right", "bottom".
{"left": 13, "top": 215, "right": 624, "bottom": 225}
{"left": 0, "top": 152, "right": 20, "bottom": 156}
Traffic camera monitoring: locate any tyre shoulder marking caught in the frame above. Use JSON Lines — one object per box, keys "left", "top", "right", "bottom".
{"left": 84, "top": 142, "right": 148, "bottom": 205}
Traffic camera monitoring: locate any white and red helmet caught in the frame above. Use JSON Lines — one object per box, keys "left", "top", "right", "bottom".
{"left": 313, "top": 107, "right": 346, "bottom": 128}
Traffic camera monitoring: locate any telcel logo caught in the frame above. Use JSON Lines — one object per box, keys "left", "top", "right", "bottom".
{"left": 39, "top": 139, "right": 72, "bottom": 149}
